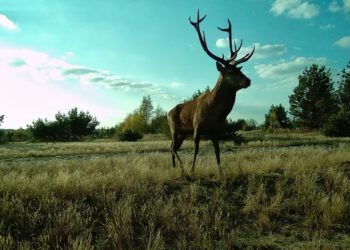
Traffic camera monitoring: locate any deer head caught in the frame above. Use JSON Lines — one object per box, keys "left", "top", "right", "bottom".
{"left": 189, "top": 10, "right": 255, "bottom": 91}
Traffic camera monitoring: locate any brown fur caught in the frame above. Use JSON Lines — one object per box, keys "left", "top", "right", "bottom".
{"left": 168, "top": 11, "right": 254, "bottom": 177}
{"left": 168, "top": 69, "right": 251, "bottom": 176}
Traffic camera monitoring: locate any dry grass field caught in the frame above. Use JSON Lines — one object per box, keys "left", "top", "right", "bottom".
{"left": 0, "top": 132, "right": 350, "bottom": 249}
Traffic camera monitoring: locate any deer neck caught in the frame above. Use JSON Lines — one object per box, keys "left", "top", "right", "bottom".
{"left": 209, "top": 74, "right": 237, "bottom": 118}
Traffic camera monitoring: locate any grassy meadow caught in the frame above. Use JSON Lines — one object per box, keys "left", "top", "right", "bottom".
{"left": 0, "top": 131, "right": 350, "bottom": 249}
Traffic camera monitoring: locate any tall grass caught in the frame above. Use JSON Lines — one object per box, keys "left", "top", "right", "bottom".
{"left": 0, "top": 136, "right": 350, "bottom": 249}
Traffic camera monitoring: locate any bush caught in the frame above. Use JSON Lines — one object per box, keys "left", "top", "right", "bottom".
{"left": 29, "top": 108, "right": 99, "bottom": 141}
{"left": 216, "top": 119, "right": 246, "bottom": 145}
{"left": 264, "top": 104, "right": 291, "bottom": 130}
{"left": 0, "top": 130, "right": 8, "bottom": 144}
{"left": 94, "top": 127, "right": 117, "bottom": 139}
{"left": 323, "top": 109, "right": 350, "bottom": 137}
{"left": 8, "top": 128, "right": 32, "bottom": 142}
{"left": 117, "top": 129, "right": 143, "bottom": 141}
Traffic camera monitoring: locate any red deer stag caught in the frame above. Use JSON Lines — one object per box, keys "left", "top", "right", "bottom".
{"left": 167, "top": 10, "right": 255, "bottom": 177}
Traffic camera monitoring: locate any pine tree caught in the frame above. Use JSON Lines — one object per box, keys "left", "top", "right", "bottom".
{"left": 289, "top": 64, "right": 336, "bottom": 130}
{"left": 264, "top": 104, "right": 291, "bottom": 130}
{"left": 323, "top": 61, "right": 350, "bottom": 136}
{"left": 339, "top": 61, "right": 350, "bottom": 111}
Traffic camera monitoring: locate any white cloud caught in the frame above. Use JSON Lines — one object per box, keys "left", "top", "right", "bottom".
{"left": 215, "top": 38, "right": 229, "bottom": 48}
{"left": 243, "top": 43, "right": 287, "bottom": 59}
{"left": 0, "top": 47, "right": 166, "bottom": 93}
{"left": 344, "top": 0, "right": 350, "bottom": 12}
{"left": 254, "top": 57, "right": 326, "bottom": 86}
{"left": 329, "top": 1, "right": 341, "bottom": 12}
{"left": 270, "top": 0, "right": 300, "bottom": 15}
{"left": 319, "top": 24, "right": 335, "bottom": 30}
{"left": 270, "top": 0, "right": 320, "bottom": 19}
{"left": 216, "top": 41, "right": 287, "bottom": 60}
{"left": 170, "top": 82, "right": 185, "bottom": 88}
{"left": 334, "top": 36, "right": 350, "bottom": 48}
{"left": 329, "top": 0, "right": 350, "bottom": 13}
{"left": 215, "top": 38, "right": 243, "bottom": 50}
{"left": 0, "top": 14, "right": 18, "bottom": 30}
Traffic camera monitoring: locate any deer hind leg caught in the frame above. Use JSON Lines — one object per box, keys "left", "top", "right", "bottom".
{"left": 171, "top": 134, "right": 185, "bottom": 172}
{"left": 212, "top": 138, "right": 223, "bottom": 178}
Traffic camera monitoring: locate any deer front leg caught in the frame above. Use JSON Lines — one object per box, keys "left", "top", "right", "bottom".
{"left": 212, "top": 138, "right": 223, "bottom": 178}
{"left": 190, "top": 132, "right": 200, "bottom": 176}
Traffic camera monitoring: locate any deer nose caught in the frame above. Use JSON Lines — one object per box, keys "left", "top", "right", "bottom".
{"left": 246, "top": 79, "right": 251, "bottom": 87}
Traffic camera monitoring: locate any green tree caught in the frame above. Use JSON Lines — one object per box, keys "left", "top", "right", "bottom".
{"left": 138, "top": 95, "right": 153, "bottom": 127}
{"left": 192, "top": 85, "right": 210, "bottom": 99}
{"left": 184, "top": 86, "right": 211, "bottom": 102}
{"left": 264, "top": 104, "right": 291, "bottom": 130}
{"left": 8, "top": 128, "right": 32, "bottom": 142}
{"left": 116, "top": 110, "right": 145, "bottom": 141}
{"left": 118, "top": 112, "right": 145, "bottom": 134}
{"left": 338, "top": 61, "right": 350, "bottom": 111}
{"left": 94, "top": 127, "right": 117, "bottom": 139}
{"left": 67, "top": 108, "right": 99, "bottom": 140}
{"left": 29, "top": 119, "right": 52, "bottom": 141}
{"left": 323, "top": 109, "right": 350, "bottom": 137}
{"left": 0, "top": 115, "right": 7, "bottom": 143}
{"left": 244, "top": 119, "right": 257, "bottom": 131}
{"left": 29, "top": 108, "right": 99, "bottom": 141}
{"left": 323, "top": 61, "right": 350, "bottom": 136}
{"left": 117, "top": 95, "right": 171, "bottom": 137}
{"left": 54, "top": 112, "right": 71, "bottom": 140}
{"left": 289, "top": 64, "right": 336, "bottom": 130}
{"left": 149, "top": 105, "right": 169, "bottom": 135}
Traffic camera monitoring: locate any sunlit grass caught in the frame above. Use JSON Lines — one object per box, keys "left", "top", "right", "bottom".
{"left": 0, "top": 133, "right": 350, "bottom": 249}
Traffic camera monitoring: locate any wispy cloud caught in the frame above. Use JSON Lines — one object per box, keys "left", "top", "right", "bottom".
{"left": 62, "top": 66, "right": 160, "bottom": 92}
{"left": 0, "top": 13, "right": 18, "bottom": 30}
{"left": 329, "top": 0, "right": 350, "bottom": 13}
{"left": 319, "top": 24, "right": 336, "bottom": 30}
{"left": 215, "top": 38, "right": 230, "bottom": 48}
{"left": 270, "top": 0, "right": 320, "bottom": 19}
{"left": 243, "top": 43, "right": 287, "bottom": 59}
{"left": 170, "top": 82, "right": 186, "bottom": 88}
{"left": 254, "top": 57, "right": 326, "bottom": 86}
{"left": 0, "top": 47, "right": 172, "bottom": 97}
{"left": 329, "top": 1, "right": 342, "bottom": 12}
{"left": 345, "top": 0, "right": 350, "bottom": 12}
{"left": 334, "top": 35, "right": 350, "bottom": 48}
{"left": 63, "top": 68, "right": 101, "bottom": 76}
{"left": 216, "top": 41, "right": 287, "bottom": 60}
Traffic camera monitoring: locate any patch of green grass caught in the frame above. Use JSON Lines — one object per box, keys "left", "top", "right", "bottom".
{"left": 0, "top": 134, "right": 350, "bottom": 249}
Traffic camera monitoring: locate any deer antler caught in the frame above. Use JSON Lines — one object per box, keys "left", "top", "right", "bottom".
{"left": 217, "top": 19, "right": 255, "bottom": 66}
{"left": 189, "top": 10, "right": 229, "bottom": 66}
{"left": 233, "top": 45, "right": 255, "bottom": 66}
{"left": 217, "top": 19, "right": 242, "bottom": 61}
{"left": 190, "top": 10, "right": 255, "bottom": 67}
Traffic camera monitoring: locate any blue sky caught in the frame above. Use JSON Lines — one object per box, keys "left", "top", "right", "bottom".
{"left": 0, "top": 0, "right": 349, "bottom": 129}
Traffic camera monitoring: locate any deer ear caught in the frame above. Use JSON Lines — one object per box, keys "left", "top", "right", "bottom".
{"left": 216, "top": 61, "right": 225, "bottom": 71}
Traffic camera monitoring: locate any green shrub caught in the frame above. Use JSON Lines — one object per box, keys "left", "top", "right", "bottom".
{"left": 8, "top": 128, "right": 32, "bottom": 142}
{"left": 29, "top": 108, "right": 99, "bottom": 141}
{"left": 117, "top": 129, "right": 143, "bottom": 141}
{"left": 323, "top": 109, "right": 350, "bottom": 137}
{"left": 0, "top": 130, "right": 8, "bottom": 144}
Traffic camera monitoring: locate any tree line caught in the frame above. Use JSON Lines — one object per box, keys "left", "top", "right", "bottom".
{"left": 264, "top": 61, "right": 350, "bottom": 136}
{"left": 0, "top": 61, "right": 349, "bottom": 143}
